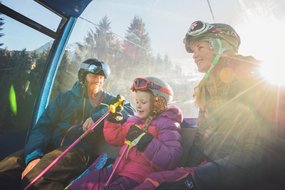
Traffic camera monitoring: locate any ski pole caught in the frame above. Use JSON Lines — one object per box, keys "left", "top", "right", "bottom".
{"left": 24, "top": 96, "right": 124, "bottom": 190}
{"left": 104, "top": 144, "right": 128, "bottom": 186}
{"left": 105, "top": 129, "right": 145, "bottom": 186}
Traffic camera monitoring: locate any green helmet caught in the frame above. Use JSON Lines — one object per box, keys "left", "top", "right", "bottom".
{"left": 184, "top": 20, "right": 240, "bottom": 53}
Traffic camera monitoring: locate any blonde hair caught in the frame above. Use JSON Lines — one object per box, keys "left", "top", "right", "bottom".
{"left": 143, "top": 96, "right": 167, "bottom": 132}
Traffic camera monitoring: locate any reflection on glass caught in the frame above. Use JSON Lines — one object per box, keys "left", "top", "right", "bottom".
{"left": 0, "top": 14, "right": 52, "bottom": 134}
{"left": 1, "top": 0, "right": 61, "bottom": 32}
{"left": 9, "top": 0, "right": 282, "bottom": 119}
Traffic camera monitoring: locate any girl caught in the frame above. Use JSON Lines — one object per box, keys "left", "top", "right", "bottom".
{"left": 69, "top": 76, "right": 183, "bottom": 190}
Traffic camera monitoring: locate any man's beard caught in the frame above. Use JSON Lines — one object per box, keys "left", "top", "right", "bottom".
{"left": 88, "top": 84, "right": 102, "bottom": 98}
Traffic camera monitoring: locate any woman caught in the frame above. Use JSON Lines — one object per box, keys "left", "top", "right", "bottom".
{"left": 136, "top": 21, "right": 285, "bottom": 190}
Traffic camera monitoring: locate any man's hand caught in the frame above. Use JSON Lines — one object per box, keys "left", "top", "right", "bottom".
{"left": 21, "top": 158, "right": 41, "bottom": 179}
{"left": 82, "top": 117, "right": 95, "bottom": 131}
{"left": 107, "top": 95, "right": 125, "bottom": 123}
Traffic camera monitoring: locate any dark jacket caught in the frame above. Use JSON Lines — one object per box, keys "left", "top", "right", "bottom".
{"left": 189, "top": 55, "right": 285, "bottom": 190}
{"left": 24, "top": 81, "right": 135, "bottom": 164}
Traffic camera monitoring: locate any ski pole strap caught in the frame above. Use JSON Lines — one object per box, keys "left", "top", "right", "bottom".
{"left": 109, "top": 96, "right": 125, "bottom": 113}
{"left": 124, "top": 132, "right": 146, "bottom": 158}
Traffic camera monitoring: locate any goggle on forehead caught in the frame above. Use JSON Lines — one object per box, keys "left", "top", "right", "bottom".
{"left": 80, "top": 62, "right": 110, "bottom": 77}
{"left": 183, "top": 21, "right": 214, "bottom": 44}
{"left": 131, "top": 78, "right": 173, "bottom": 96}
{"left": 188, "top": 21, "right": 214, "bottom": 36}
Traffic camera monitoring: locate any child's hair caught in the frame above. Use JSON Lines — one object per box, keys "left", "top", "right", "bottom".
{"left": 143, "top": 96, "right": 167, "bottom": 132}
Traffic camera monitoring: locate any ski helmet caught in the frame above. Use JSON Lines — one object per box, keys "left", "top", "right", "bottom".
{"left": 78, "top": 58, "right": 111, "bottom": 84}
{"left": 183, "top": 20, "right": 240, "bottom": 53}
{"left": 131, "top": 76, "right": 173, "bottom": 103}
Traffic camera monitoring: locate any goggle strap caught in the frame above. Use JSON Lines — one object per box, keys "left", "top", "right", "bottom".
{"left": 80, "top": 62, "right": 91, "bottom": 70}
{"left": 159, "top": 87, "right": 173, "bottom": 96}
{"left": 204, "top": 38, "right": 225, "bottom": 79}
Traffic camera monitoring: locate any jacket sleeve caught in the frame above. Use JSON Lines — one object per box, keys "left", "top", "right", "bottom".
{"left": 24, "top": 93, "right": 65, "bottom": 165}
{"left": 143, "top": 119, "right": 183, "bottom": 170}
{"left": 103, "top": 120, "right": 131, "bottom": 146}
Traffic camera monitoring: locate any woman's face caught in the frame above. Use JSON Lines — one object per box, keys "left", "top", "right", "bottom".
{"left": 188, "top": 40, "right": 215, "bottom": 73}
{"left": 133, "top": 90, "right": 153, "bottom": 120}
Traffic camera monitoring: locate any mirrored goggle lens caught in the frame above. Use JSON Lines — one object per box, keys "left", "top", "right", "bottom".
{"left": 132, "top": 78, "right": 148, "bottom": 90}
{"left": 186, "top": 21, "right": 213, "bottom": 37}
{"left": 88, "top": 64, "right": 102, "bottom": 73}
{"left": 131, "top": 78, "right": 173, "bottom": 96}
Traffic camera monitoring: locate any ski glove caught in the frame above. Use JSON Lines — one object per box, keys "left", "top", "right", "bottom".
{"left": 126, "top": 125, "right": 153, "bottom": 152}
{"left": 155, "top": 174, "right": 197, "bottom": 190}
{"left": 107, "top": 95, "right": 125, "bottom": 124}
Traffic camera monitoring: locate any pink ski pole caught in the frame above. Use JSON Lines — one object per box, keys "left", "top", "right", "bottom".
{"left": 23, "top": 110, "right": 110, "bottom": 190}
{"left": 104, "top": 125, "right": 145, "bottom": 187}
{"left": 104, "top": 144, "right": 129, "bottom": 186}
{"left": 24, "top": 96, "right": 124, "bottom": 190}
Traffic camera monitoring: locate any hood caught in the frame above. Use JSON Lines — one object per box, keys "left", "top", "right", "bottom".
{"left": 159, "top": 105, "right": 183, "bottom": 124}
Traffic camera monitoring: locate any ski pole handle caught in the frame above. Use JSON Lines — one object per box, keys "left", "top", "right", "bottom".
{"left": 109, "top": 95, "right": 124, "bottom": 113}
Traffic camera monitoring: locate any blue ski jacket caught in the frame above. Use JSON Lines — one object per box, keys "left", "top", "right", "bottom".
{"left": 24, "top": 81, "right": 135, "bottom": 164}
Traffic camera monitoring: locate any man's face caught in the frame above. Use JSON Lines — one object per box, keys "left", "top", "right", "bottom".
{"left": 86, "top": 73, "right": 105, "bottom": 97}
{"left": 187, "top": 40, "right": 215, "bottom": 73}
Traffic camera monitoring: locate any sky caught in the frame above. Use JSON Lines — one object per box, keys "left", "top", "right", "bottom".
{"left": 75, "top": 0, "right": 285, "bottom": 80}
{"left": 2, "top": 0, "right": 285, "bottom": 81}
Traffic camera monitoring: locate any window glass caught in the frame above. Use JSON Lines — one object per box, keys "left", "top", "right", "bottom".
{"left": 52, "top": 1, "right": 201, "bottom": 118}
{"left": 52, "top": 0, "right": 285, "bottom": 119}
{"left": 1, "top": 0, "right": 61, "bottom": 32}
{"left": 0, "top": 13, "right": 53, "bottom": 155}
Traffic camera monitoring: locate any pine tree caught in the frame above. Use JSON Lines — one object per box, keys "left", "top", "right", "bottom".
{"left": 123, "top": 16, "right": 151, "bottom": 70}
{"left": 0, "top": 15, "right": 4, "bottom": 47}
{"left": 95, "top": 16, "right": 114, "bottom": 62}
{"left": 76, "top": 16, "right": 114, "bottom": 62}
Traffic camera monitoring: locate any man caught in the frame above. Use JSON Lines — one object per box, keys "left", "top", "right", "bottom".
{"left": 0, "top": 58, "right": 135, "bottom": 190}
{"left": 134, "top": 21, "right": 285, "bottom": 190}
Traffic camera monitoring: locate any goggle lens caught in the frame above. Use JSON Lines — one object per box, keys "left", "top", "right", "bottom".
{"left": 131, "top": 78, "right": 173, "bottom": 96}
{"left": 88, "top": 64, "right": 103, "bottom": 74}
{"left": 184, "top": 21, "right": 213, "bottom": 44}
{"left": 80, "top": 61, "right": 110, "bottom": 78}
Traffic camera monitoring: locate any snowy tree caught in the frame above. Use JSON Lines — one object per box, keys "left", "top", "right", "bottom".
{"left": 0, "top": 14, "right": 4, "bottom": 47}
{"left": 123, "top": 16, "right": 151, "bottom": 68}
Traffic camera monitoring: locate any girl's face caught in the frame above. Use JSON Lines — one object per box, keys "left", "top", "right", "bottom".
{"left": 188, "top": 40, "right": 215, "bottom": 73}
{"left": 133, "top": 91, "right": 153, "bottom": 120}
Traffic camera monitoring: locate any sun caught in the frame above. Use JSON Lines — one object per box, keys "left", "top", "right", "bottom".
{"left": 236, "top": 1, "right": 285, "bottom": 86}
{"left": 259, "top": 65, "right": 284, "bottom": 86}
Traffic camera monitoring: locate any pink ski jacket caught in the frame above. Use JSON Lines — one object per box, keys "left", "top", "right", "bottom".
{"left": 103, "top": 105, "right": 183, "bottom": 183}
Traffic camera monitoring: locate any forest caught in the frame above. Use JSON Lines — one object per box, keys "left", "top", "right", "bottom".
{"left": 0, "top": 15, "right": 199, "bottom": 130}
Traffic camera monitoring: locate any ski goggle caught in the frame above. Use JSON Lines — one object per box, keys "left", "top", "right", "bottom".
{"left": 186, "top": 21, "right": 213, "bottom": 38}
{"left": 80, "top": 61, "right": 111, "bottom": 78}
{"left": 131, "top": 78, "right": 173, "bottom": 96}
